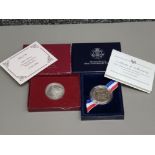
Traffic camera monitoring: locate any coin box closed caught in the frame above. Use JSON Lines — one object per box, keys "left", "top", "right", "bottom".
{"left": 72, "top": 42, "right": 121, "bottom": 73}
{"left": 80, "top": 73, "right": 124, "bottom": 120}
{"left": 28, "top": 74, "right": 80, "bottom": 111}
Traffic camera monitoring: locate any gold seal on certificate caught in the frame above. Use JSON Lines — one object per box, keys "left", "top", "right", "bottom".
{"left": 90, "top": 85, "right": 113, "bottom": 105}
{"left": 45, "top": 82, "right": 65, "bottom": 100}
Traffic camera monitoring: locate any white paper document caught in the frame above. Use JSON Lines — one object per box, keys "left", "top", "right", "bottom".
{"left": 105, "top": 49, "right": 155, "bottom": 93}
{"left": 0, "top": 41, "right": 57, "bottom": 85}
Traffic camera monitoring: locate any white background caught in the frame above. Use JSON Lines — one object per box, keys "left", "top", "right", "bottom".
{"left": 0, "top": 0, "right": 155, "bottom": 154}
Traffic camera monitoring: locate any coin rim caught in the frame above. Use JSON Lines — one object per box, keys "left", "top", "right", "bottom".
{"left": 90, "top": 85, "right": 113, "bottom": 105}
{"left": 45, "top": 82, "right": 65, "bottom": 100}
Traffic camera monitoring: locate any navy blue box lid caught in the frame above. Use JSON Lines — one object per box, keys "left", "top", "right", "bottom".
{"left": 80, "top": 73, "right": 124, "bottom": 120}
{"left": 72, "top": 42, "right": 121, "bottom": 73}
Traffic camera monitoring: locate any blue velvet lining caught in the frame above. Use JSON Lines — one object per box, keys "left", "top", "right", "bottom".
{"left": 80, "top": 73, "right": 124, "bottom": 120}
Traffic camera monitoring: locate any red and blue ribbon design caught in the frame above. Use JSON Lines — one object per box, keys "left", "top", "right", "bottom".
{"left": 86, "top": 80, "right": 118, "bottom": 113}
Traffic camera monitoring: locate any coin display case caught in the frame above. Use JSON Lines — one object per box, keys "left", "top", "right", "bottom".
{"left": 27, "top": 42, "right": 124, "bottom": 120}
{"left": 72, "top": 42, "right": 124, "bottom": 120}
{"left": 26, "top": 44, "right": 80, "bottom": 111}
{"left": 80, "top": 73, "right": 124, "bottom": 120}
{"left": 28, "top": 74, "right": 80, "bottom": 111}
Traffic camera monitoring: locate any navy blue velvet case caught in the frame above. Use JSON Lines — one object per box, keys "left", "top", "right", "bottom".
{"left": 72, "top": 42, "right": 121, "bottom": 72}
{"left": 80, "top": 73, "right": 124, "bottom": 120}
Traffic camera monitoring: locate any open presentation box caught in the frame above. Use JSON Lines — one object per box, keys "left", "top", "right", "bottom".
{"left": 27, "top": 42, "right": 124, "bottom": 120}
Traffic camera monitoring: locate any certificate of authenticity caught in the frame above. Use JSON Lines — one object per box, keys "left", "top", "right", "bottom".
{"left": 0, "top": 41, "right": 57, "bottom": 85}
{"left": 105, "top": 49, "right": 155, "bottom": 93}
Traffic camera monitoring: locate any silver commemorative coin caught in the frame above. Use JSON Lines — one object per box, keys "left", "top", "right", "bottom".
{"left": 90, "top": 85, "right": 113, "bottom": 105}
{"left": 45, "top": 82, "right": 65, "bottom": 100}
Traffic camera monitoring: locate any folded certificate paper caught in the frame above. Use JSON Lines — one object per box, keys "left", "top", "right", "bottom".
{"left": 0, "top": 41, "right": 57, "bottom": 85}
{"left": 105, "top": 49, "right": 155, "bottom": 93}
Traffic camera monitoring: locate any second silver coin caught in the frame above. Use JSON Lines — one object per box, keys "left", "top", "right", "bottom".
{"left": 45, "top": 82, "right": 65, "bottom": 100}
